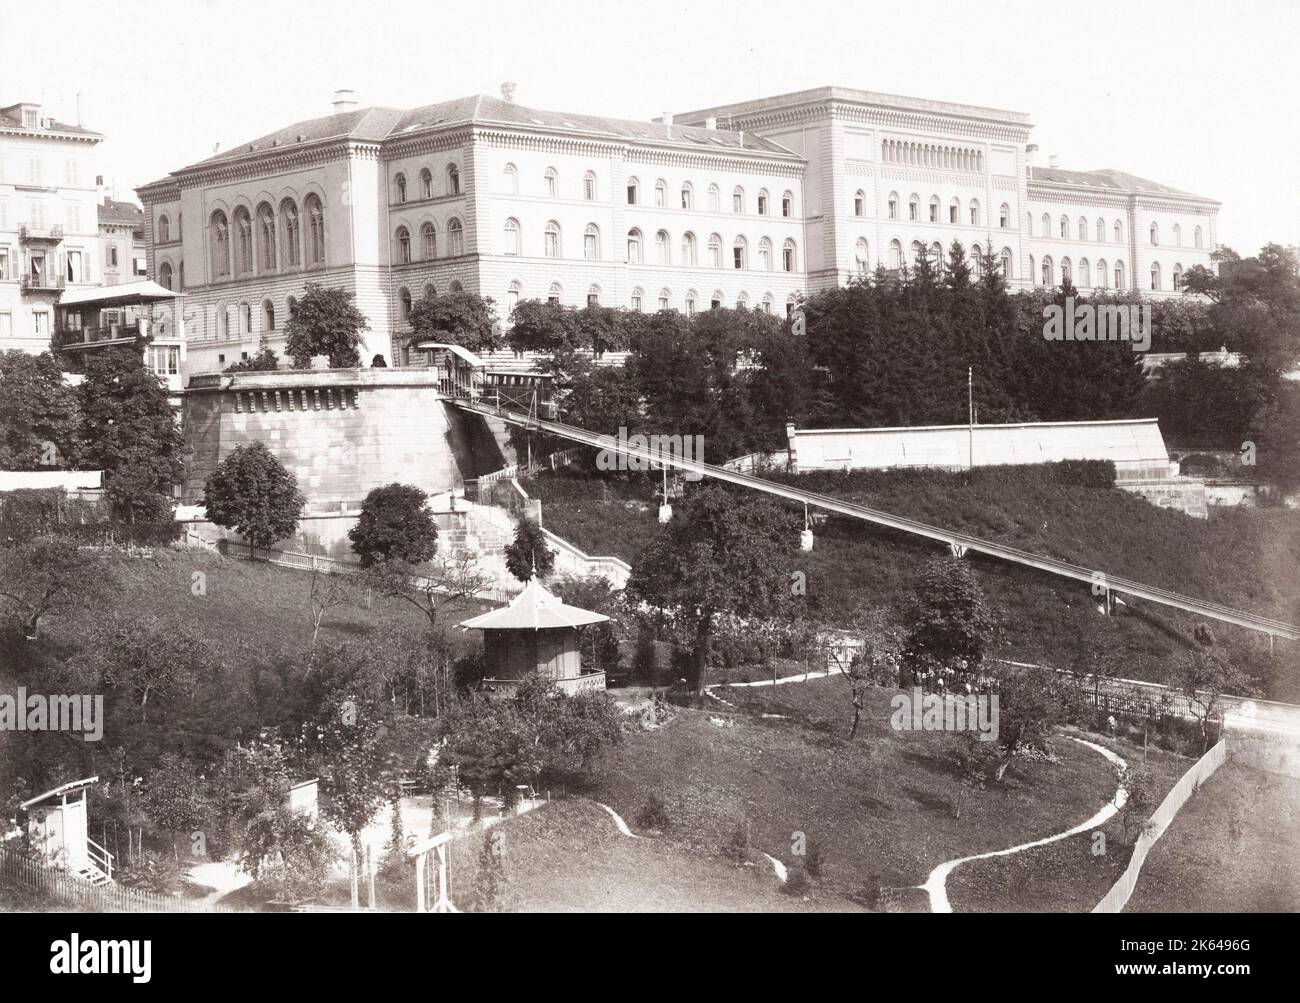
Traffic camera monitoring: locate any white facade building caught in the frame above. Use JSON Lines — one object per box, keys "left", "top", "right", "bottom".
{"left": 135, "top": 86, "right": 1221, "bottom": 376}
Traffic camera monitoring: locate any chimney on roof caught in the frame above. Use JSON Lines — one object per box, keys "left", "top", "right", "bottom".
{"left": 1025, "top": 143, "right": 1038, "bottom": 168}
{"left": 662, "top": 111, "right": 673, "bottom": 136}
{"left": 332, "top": 89, "right": 358, "bottom": 115}
{"left": 705, "top": 115, "right": 717, "bottom": 130}
{"left": 1048, "top": 154, "right": 1060, "bottom": 169}
{"left": 501, "top": 82, "right": 516, "bottom": 104}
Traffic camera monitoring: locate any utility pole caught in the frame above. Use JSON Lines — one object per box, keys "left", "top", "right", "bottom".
{"left": 968, "top": 366, "right": 974, "bottom": 470}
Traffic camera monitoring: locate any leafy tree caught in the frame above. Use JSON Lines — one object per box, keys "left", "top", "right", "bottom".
{"left": 553, "top": 575, "right": 625, "bottom": 674}
{"left": 407, "top": 291, "right": 499, "bottom": 353}
{"left": 0, "top": 536, "right": 112, "bottom": 640}
{"left": 241, "top": 805, "right": 338, "bottom": 901}
{"left": 224, "top": 333, "right": 280, "bottom": 372}
{"left": 506, "top": 299, "right": 580, "bottom": 354}
{"left": 87, "top": 613, "right": 213, "bottom": 722}
{"left": 358, "top": 554, "right": 491, "bottom": 631}
{"left": 626, "top": 485, "right": 799, "bottom": 694}
{"left": 202, "top": 441, "right": 305, "bottom": 556}
{"left": 77, "top": 347, "right": 185, "bottom": 522}
{"left": 283, "top": 282, "right": 370, "bottom": 368}
{"left": 1164, "top": 642, "right": 1257, "bottom": 753}
{"left": 349, "top": 483, "right": 438, "bottom": 567}
{"left": 903, "top": 556, "right": 996, "bottom": 686}
{"left": 504, "top": 518, "right": 555, "bottom": 582}
{"left": 307, "top": 566, "right": 361, "bottom": 673}
{"left": 0, "top": 350, "right": 81, "bottom": 470}
{"left": 140, "top": 754, "right": 211, "bottom": 859}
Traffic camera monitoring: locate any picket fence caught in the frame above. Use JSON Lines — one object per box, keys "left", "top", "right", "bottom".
{"left": 1091, "top": 739, "right": 1228, "bottom": 913}
{"left": 0, "top": 844, "right": 237, "bottom": 913}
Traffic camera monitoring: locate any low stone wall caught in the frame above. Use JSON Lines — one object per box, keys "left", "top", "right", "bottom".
{"left": 1118, "top": 477, "right": 1208, "bottom": 519}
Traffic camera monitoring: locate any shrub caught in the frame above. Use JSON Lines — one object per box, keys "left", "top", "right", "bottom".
{"left": 722, "top": 820, "right": 753, "bottom": 863}
{"left": 782, "top": 862, "right": 811, "bottom": 896}
{"left": 634, "top": 794, "right": 670, "bottom": 831}
{"left": 1052, "top": 459, "right": 1116, "bottom": 489}
{"left": 202, "top": 441, "right": 305, "bottom": 555}
{"left": 349, "top": 483, "right": 438, "bottom": 567}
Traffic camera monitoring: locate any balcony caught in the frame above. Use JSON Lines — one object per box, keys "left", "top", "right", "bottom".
{"left": 21, "top": 273, "right": 65, "bottom": 293}
{"left": 18, "top": 224, "right": 64, "bottom": 244}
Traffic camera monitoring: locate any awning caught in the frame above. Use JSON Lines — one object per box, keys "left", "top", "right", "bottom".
{"left": 459, "top": 577, "right": 609, "bottom": 631}
{"left": 19, "top": 776, "right": 100, "bottom": 811}
{"left": 58, "top": 280, "right": 180, "bottom": 309}
{"left": 412, "top": 342, "right": 485, "bottom": 368}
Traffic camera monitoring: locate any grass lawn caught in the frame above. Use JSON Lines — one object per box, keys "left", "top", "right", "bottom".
{"left": 588, "top": 677, "right": 1184, "bottom": 911}
{"left": 1124, "top": 760, "right": 1300, "bottom": 912}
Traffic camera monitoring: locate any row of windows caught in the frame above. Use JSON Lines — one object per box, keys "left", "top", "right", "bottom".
{"left": 494, "top": 220, "right": 799, "bottom": 271}
{"left": 880, "top": 192, "right": 1006, "bottom": 227}
{"left": 501, "top": 164, "right": 798, "bottom": 217}
{"left": 1149, "top": 222, "right": 1202, "bottom": 248}
{"left": 393, "top": 164, "right": 461, "bottom": 205}
{"left": 394, "top": 219, "right": 465, "bottom": 262}
{"left": 209, "top": 197, "right": 325, "bottom": 278}
{"left": 1031, "top": 213, "right": 1205, "bottom": 249}
{"left": 1030, "top": 254, "right": 1129, "bottom": 290}
{"left": 881, "top": 140, "right": 984, "bottom": 172}
{"left": 874, "top": 239, "right": 1015, "bottom": 277}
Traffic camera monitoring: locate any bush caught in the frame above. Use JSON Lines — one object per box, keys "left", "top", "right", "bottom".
{"left": 722, "top": 820, "right": 754, "bottom": 863}
{"left": 634, "top": 794, "right": 670, "bottom": 831}
{"left": 782, "top": 862, "right": 811, "bottom": 896}
{"left": 348, "top": 483, "right": 438, "bottom": 567}
{"left": 1052, "top": 459, "right": 1116, "bottom": 489}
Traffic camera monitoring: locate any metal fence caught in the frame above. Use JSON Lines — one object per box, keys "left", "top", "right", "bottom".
{"left": 0, "top": 844, "right": 237, "bottom": 913}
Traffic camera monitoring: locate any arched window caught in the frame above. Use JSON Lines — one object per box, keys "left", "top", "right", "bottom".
{"left": 158, "top": 261, "right": 173, "bottom": 289}
{"left": 655, "top": 229, "right": 670, "bottom": 264}
{"left": 761, "top": 292, "right": 774, "bottom": 314}
{"left": 708, "top": 233, "right": 722, "bottom": 268}
{"left": 710, "top": 290, "right": 724, "bottom": 309}
{"left": 544, "top": 167, "right": 558, "bottom": 197}
{"left": 1028, "top": 254, "right": 1036, "bottom": 285}
{"left": 758, "top": 189, "right": 769, "bottom": 215}
{"left": 1077, "top": 217, "right": 1087, "bottom": 241}
{"left": 854, "top": 190, "right": 865, "bottom": 216}
{"left": 732, "top": 235, "right": 747, "bottom": 270}
{"left": 395, "top": 173, "right": 407, "bottom": 204}
{"left": 1041, "top": 213, "right": 1050, "bottom": 238}
{"left": 911, "top": 241, "right": 924, "bottom": 266}
{"left": 1150, "top": 261, "right": 1161, "bottom": 290}
{"left": 587, "top": 284, "right": 600, "bottom": 307}
{"left": 782, "top": 239, "right": 797, "bottom": 272}
{"left": 1096, "top": 259, "right": 1108, "bottom": 288}
{"left": 420, "top": 168, "right": 433, "bottom": 200}
{"left": 280, "top": 199, "right": 301, "bottom": 267}
{"left": 584, "top": 224, "right": 600, "bottom": 260}
{"left": 736, "top": 291, "right": 749, "bottom": 309}
{"left": 257, "top": 203, "right": 276, "bottom": 272}
{"left": 398, "top": 287, "right": 412, "bottom": 323}
{"left": 627, "top": 228, "right": 642, "bottom": 263}
{"left": 178, "top": 261, "right": 184, "bottom": 291}
{"left": 446, "top": 164, "right": 460, "bottom": 196}
{"left": 547, "top": 282, "right": 562, "bottom": 305}
{"left": 933, "top": 196, "right": 944, "bottom": 224}
{"left": 654, "top": 179, "right": 666, "bottom": 207}
{"left": 1041, "top": 255, "right": 1054, "bottom": 286}
{"left": 217, "top": 303, "right": 229, "bottom": 338}
{"left": 931, "top": 242, "right": 944, "bottom": 272}
{"left": 422, "top": 222, "right": 437, "bottom": 259}
{"left": 448, "top": 218, "right": 464, "bottom": 256}
{"left": 158, "top": 214, "right": 170, "bottom": 243}
{"left": 449, "top": 281, "right": 463, "bottom": 293}
{"left": 1000, "top": 247, "right": 1013, "bottom": 278}
{"left": 233, "top": 206, "right": 253, "bottom": 274}
{"left": 1079, "top": 258, "right": 1091, "bottom": 287}
{"left": 888, "top": 239, "right": 903, "bottom": 270}
{"left": 424, "top": 283, "right": 436, "bottom": 301}
{"left": 630, "top": 287, "right": 643, "bottom": 312}
{"left": 680, "top": 182, "right": 694, "bottom": 210}
{"left": 1173, "top": 263, "right": 1184, "bottom": 290}
{"left": 1096, "top": 218, "right": 1106, "bottom": 242}
{"left": 888, "top": 192, "right": 900, "bottom": 220}
{"left": 707, "top": 184, "right": 720, "bottom": 212}
{"left": 909, "top": 194, "right": 921, "bottom": 221}
{"left": 584, "top": 171, "right": 598, "bottom": 201}
{"left": 396, "top": 225, "right": 411, "bottom": 264}
{"left": 238, "top": 302, "right": 251, "bottom": 336}
{"left": 781, "top": 191, "right": 794, "bottom": 217}
{"left": 970, "top": 244, "right": 983, "bottom": 277}
{"left": 1173, "top": 223, "right": 1182, "bottom": 247}
{"left": 758, "top": 237, "right": 772, "bottom": 271}
{"left": 1149, "top": 222, "right": 1159, "bottom": 246}
{"left": 970, "top": 199, "right": 981, "bottom": 226}
{"left": 262, "top": 298, "right": 275, "bottom": 332}
{"left": 685, "top": 290, "right": 697, "bottom": 315}
{"left": 1114, "top": 220, "right": 1123, "bottom": 243}
{"left": 503, "top": 217, "right": 520, "bottom": 256}
{"left": 503, "top": 163, "right": 518, "bottom": 194}
{"left": 1114, "top": 260, "right": 1125, "bottom": 289}
{"left": 1194, "top": 225, "right": 1204, "bottom": 249}
{"left": 1061, "top": 256, "right": 1072, "bottom": 283}
{"left": 210, "top": 210, "right": 230, "bottom": 277}
{"left": 658, "top": 288, "right": 671, "bottom": 310}
{"left": 305, "top": 195, "right": 325, "bottom": 265}
{"left": 785, "top": 294, "right": 797, "bottom": 318}
{"left": 1059, "top": 215, "right": 1069, "bottom": 238}
{"left": 854, "top": 238, "right": 869, "bottom": 273}
{"left": 626, "top": 177, "right": 639, "bottom": 205}
{"left": 544, "top": 220, "right": 560, "bottom": 258}
{"left": 681, "top": 231, "right": 697, "bottom": 265}
{"left": 999, "top": 203, "right": 1010, "bottom": 228}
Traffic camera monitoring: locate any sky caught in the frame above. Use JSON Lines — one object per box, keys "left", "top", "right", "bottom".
{"left": 2, "top": 0, "right": 1297, "bottom": 254}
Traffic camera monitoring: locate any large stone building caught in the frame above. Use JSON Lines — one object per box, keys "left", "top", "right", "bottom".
{"left": 134, "top": 85, "right": 1221, "bottom": 375}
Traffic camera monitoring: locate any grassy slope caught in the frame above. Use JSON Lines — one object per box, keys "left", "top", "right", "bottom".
{"left": 1124, "top": 761, "right": 1300, "bottom": 912}
{"left": 525, "top": 468, "right": 1300, "bottom": 697}
{"left": 588, "top": 678, "right": 1183, "bottom": 911}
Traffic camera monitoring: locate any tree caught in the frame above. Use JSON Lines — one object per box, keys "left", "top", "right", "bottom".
{"left": 202, "top": 441, "right": 305, "bottom": 556}
{"left": 140, "top": 754, "right": 211, "bottom": 860}
{"left": 359, "top": 554, "right": 491, "bottom": 632}
{"left": 307, "top": 567, "right": 360, "bottom": 673}
{"left": 625, "top": 485, "right": 799, "bottom": 694}
{"left": 77, "top": 347, "right": 185, "bottom": 523}
{"left": 504, "top": 518, "right": 556, "bottom": 582}
{"left": 407, "top": 291, "right": 499, "bottom": 353}
{"left": 1165, "top": 642, "right": 1257, "bottom": 753}
{"left": 0, "top": 536, "right": 112, "bottom": 640}
{"left": 0, "top": 350, "right": 81, "bottom": 470}
{"left": 88, "top": 613, "right": 211, "bottom": 722}
{"left": 903, "top": 557, "right": 996, "bottom": 688}
{"left": 283, "top": 282, "right": 370, "bottom": 368}
{"left": 348, "top": 483, "right": 438, "bottom": 567}
{"left": 224, "top": 332, "right": 280, "bottom": 372}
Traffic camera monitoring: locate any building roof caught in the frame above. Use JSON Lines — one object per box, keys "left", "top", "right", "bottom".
{"left": 175, "top": 93, "right": 798, "bottom": 174}
{"left": 58, "top": 279, "right": 178, "bottom": 308}
{"left": 0, "top": 103, "right": 102, "bottom": 141}
{"left": 671, "top": 85, "right": 1033, "bottom": 128}
{"left": 459, "top": 577, "right": 609, "bottom": 631}
{"left": 97, "top": 199, "right": 146, "bottom": 228}
{"left": 1030, "top": 166, "right": 1218, "bottom": 204}
{"left": 19, "top": 777, "right": 100, "bottom": 812}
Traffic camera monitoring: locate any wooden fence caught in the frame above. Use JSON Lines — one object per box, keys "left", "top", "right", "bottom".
{"left": 1091, "top": 739, "right": 1228, "bottom": 913}
{"left": 0, "top": 844, "right": 238, "bottom": 913}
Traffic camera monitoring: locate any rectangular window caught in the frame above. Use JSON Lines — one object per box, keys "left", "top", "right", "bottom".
{"left": 29, "top": 157, "right": 41, "bottom": 184}
{"left": 0, "top": 312, "right": 11, "bottom": 338}
{"left": 65, "top": 160, "right": 79, "bottom": 185}
{"left": 626, "top": 184, "right": 637, "bottom": 205}
{"left": 30, "top": 201, "right": 45, "bottom": 227}
{"left": 0, "top": 198, "right": 7, "bottom": 228}
{"left": 758, "top": 194, "right": 768, "bottom": 215}
{"left": 33, "top": 312, "right": 49, "bottom": 336}
{"left": 584, "top": 233, "right": 597, "bottom": 260}
{"left": 67, "top": 204, "right": 80, "bottom": 231}
{"left": 732, "top": 193, "right": 743, "bottom": 213}
{"left": 0, "top": 248, "right": 7, "bottom": 280}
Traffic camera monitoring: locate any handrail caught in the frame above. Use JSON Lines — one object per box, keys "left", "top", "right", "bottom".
{"left": 453, "top": 398, "right": 1300, "bottom": 642}
{"left": 85, "top": 837, "right": 113, "bottom": 881}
